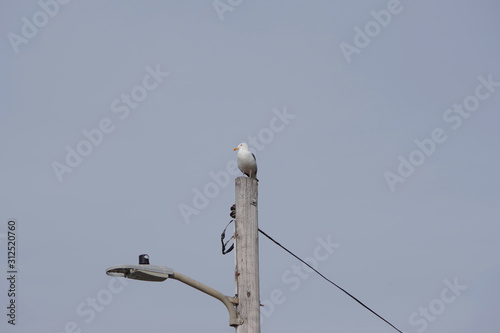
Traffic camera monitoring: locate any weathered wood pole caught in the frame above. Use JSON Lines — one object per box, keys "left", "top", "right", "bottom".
{"left": 235, "top": 176, "right": 260, "bottom": 333}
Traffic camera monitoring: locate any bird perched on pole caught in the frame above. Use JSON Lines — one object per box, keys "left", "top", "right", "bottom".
{"left": 233, "top": 143, "right": 258, "bottom": 181}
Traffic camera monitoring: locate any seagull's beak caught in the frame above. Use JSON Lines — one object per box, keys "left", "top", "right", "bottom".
{"left": 233, "top": 147, "right": 239, "bottom": 151}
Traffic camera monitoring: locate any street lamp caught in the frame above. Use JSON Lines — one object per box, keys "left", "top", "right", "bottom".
{"left": 105, "top": 254, "right": 242, "bottom": 327}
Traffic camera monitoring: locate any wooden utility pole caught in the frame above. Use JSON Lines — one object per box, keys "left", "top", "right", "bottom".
{"left": 234, "top": 177, "right": 260, "bottom": 333}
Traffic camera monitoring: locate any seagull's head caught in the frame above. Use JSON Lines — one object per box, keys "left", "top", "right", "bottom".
{"left": 233, "top": 143, "right": 249, "bottom": 151}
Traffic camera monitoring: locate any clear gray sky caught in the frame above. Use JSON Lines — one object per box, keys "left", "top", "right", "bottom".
{"left": 1, "top": 1, "right": 499, "bottom": 332}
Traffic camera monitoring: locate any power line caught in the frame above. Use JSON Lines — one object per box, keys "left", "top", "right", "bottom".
{"left": 258, "top": 228, "right": 403, "bottom": 333}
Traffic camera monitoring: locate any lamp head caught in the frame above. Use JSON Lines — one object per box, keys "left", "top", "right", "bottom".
{"left": 105, "top": 254, "right": 174, "bottom": 282}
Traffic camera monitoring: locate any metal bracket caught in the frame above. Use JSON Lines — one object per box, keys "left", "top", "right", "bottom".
{"left": 225, "top": 295, "right": 244, "bottom": 327}
{"left": 227, "top": 296, "right": 239, "bottom": 305}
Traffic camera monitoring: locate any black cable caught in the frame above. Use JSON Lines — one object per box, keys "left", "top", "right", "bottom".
{"left": 221, "top": 220, "right": 235, "bottom": 255}
{"left": 258, "top": 228, "right": 403, "bottom": 333}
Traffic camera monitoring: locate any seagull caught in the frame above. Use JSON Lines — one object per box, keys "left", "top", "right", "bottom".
{"left": 233, "top": 143, "right": 258, "bottom": 181}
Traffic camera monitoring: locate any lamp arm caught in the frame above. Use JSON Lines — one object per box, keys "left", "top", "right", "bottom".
{"left": 170, "top": 272, "right": 243, "bottom": 327}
